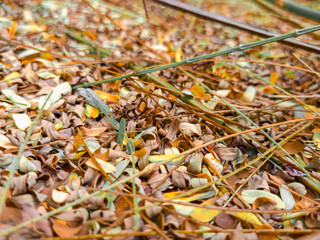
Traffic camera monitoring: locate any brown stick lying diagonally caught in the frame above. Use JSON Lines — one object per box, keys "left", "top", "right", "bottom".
{"left": 150, "top": 0, "right": 320, "bottom": 54}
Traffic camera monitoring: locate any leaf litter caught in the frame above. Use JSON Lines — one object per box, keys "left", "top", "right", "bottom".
{"left": 0, "top": 0, "right": 320, "bottom": 239}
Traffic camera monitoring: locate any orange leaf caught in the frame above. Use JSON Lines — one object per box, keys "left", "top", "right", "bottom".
{"left": 256, "top": 224, "right": 277, "bottom": 240}
{"left": 190, "top": 85, "right": 211, "bottom": 101}
{"left": 9, "top": 21, "right": 18, "bottom": 39}
{"left": 84, "top": 30, "right": 97, "bottom": 40}
{"left": 270, "top": 72, "right": 278, "bottom": 84}
{"left": 51, "top": 219, "right": 83, "bottom": 237}
{"left": 94, "top": 90, "right": 120, "bottom": 103}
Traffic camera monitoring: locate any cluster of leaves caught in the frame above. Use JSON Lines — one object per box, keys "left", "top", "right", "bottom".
{"left": 0, "top": 0, "right": 320, "bottom": 239}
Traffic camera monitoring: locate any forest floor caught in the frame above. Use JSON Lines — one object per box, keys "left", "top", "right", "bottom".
{"left": 1, "top": 0, "right": 320, "bottom": 239}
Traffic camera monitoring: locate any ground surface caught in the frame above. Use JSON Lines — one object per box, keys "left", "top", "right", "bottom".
{"left": 0, "top": 0, "right": 320, "bottom": 239}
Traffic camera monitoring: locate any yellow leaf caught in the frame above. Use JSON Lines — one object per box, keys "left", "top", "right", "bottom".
{"left": 41, "top": 52, "right": 54, "bottom": 61}
{"left": 228, "top": 212, "right": 262, "bottom": 226}
{"left": 163, "top": 191, "right": 181, "bottom": 199}
{"left": 60, "top": 71, "right": 73, "bottom": 82}
{"left": 68, "top": 173, "right": 78, "bottom": 182}
{"left": 27, "top": 24, "right": 45, "bottom": 32}
{"left": 149, "top": 154, "right": 184, "bottom": 165}
{"left": 190, "top": 208, "right": 220, "bottom": 222}
{"left": 163, "top": 191, "right": 215, "bottom": 202}
{"left": 175, "top": 47, "right": 182, "bottom": 62}
{"left": 85, "top": 158, "right": 116, "bottom": 173}
{"left": 86, "top": 104, "right": 99, "bottom": 118}
{"left": 73, "top": 151, "right": 86, "bottom": 159}
{"left": 54, "top": 122, "right": 64, "bottom": 131}
{"left": 4, "top": 72, "right": 20, "bottom": 84}
{"left": 313, "top": 131, "right": 320, "bottom": 149}
{"left": 94, "top": 90, "right": 120, "bottom": 103}
{"left": 190, "top": 199, "right": 220, "bottom": 222}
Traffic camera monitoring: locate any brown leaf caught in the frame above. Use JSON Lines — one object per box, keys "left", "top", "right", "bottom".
{"left": 51, "top": 218, "right": 83, "bottom": 237}
{"left": 275, "top": 141, "right": 305, "bottom": 157}
{"left": 214, "top": 143, "right": 241, "bottom": 161}
{"left": 21, "top": 204, "right": 53, "bottom": 236}
{"left": 215, "top": 212, "right": 237, "bottom": 229}
{"left": 166, "top": 118, "right": 180, "bottom": 140}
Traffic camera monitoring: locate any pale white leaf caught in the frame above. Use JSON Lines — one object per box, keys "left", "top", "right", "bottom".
{"left": 19, "top": 155, "right": 37, "bottom": 173}
{"left": 1, "top": 89, "right": 31, "bottom": 109}
{"left": 17, "top": 49, "right": 39, "bottom": 59}
{"left": 242, "top": 190, "right": 286, "bottom": 209}
{"left": 12, "top": 113, "right": 31, "bottom": 131}
{"left": 39, "top": 82, "right": 71, "bottom": 110}
{"left": 240, "top": 86, "right": 256, "bottom": 103}
{"left": 52, "top": 190, "right": 69, "bottom": 204}
{"left": 279, "top": 185, "right": 296, "bottom": 210}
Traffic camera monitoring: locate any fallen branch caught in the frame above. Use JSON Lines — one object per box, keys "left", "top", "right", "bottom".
{"left": 264, "top": 0, "right": 320, "bottom": 22}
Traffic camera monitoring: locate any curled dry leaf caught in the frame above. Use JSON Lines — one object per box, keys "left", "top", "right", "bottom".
{"left": 187, "top": 152, "right": 203, "bottom": 174}
{"left": 166, "top": 118, "right": 180, "bottom": 140}
{"left": 0, "top": 134, "right": 17, "bottom": 150}
{"left": 179, "top": 122, "right": 201, "bottom": 136}
{"left": 145, "top": 200, "right": 163, "bottom": 218}
{"left": 214, "top": 143, "right": 241, "bottom": 162}
{"left": 288, "top": 182, "right": 307, "bottom": 196}
{"left": 19, "top": 155, "right": 37, "bottom": 173}
{"left": 90, "top": 210, "right": 117, "bottom": 222}
{"left": 51, "top": 218, "right": 83, "bottom": 238}
{"left": 21, "top": 204, "right": 53, "bottom": 237}
{"left": 172, "top": 170, "right": 187, "bottom": 189}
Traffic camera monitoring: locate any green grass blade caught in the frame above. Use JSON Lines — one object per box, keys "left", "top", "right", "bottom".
{"left": 116, "top": 118, "right": 126, "bottom": 150}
